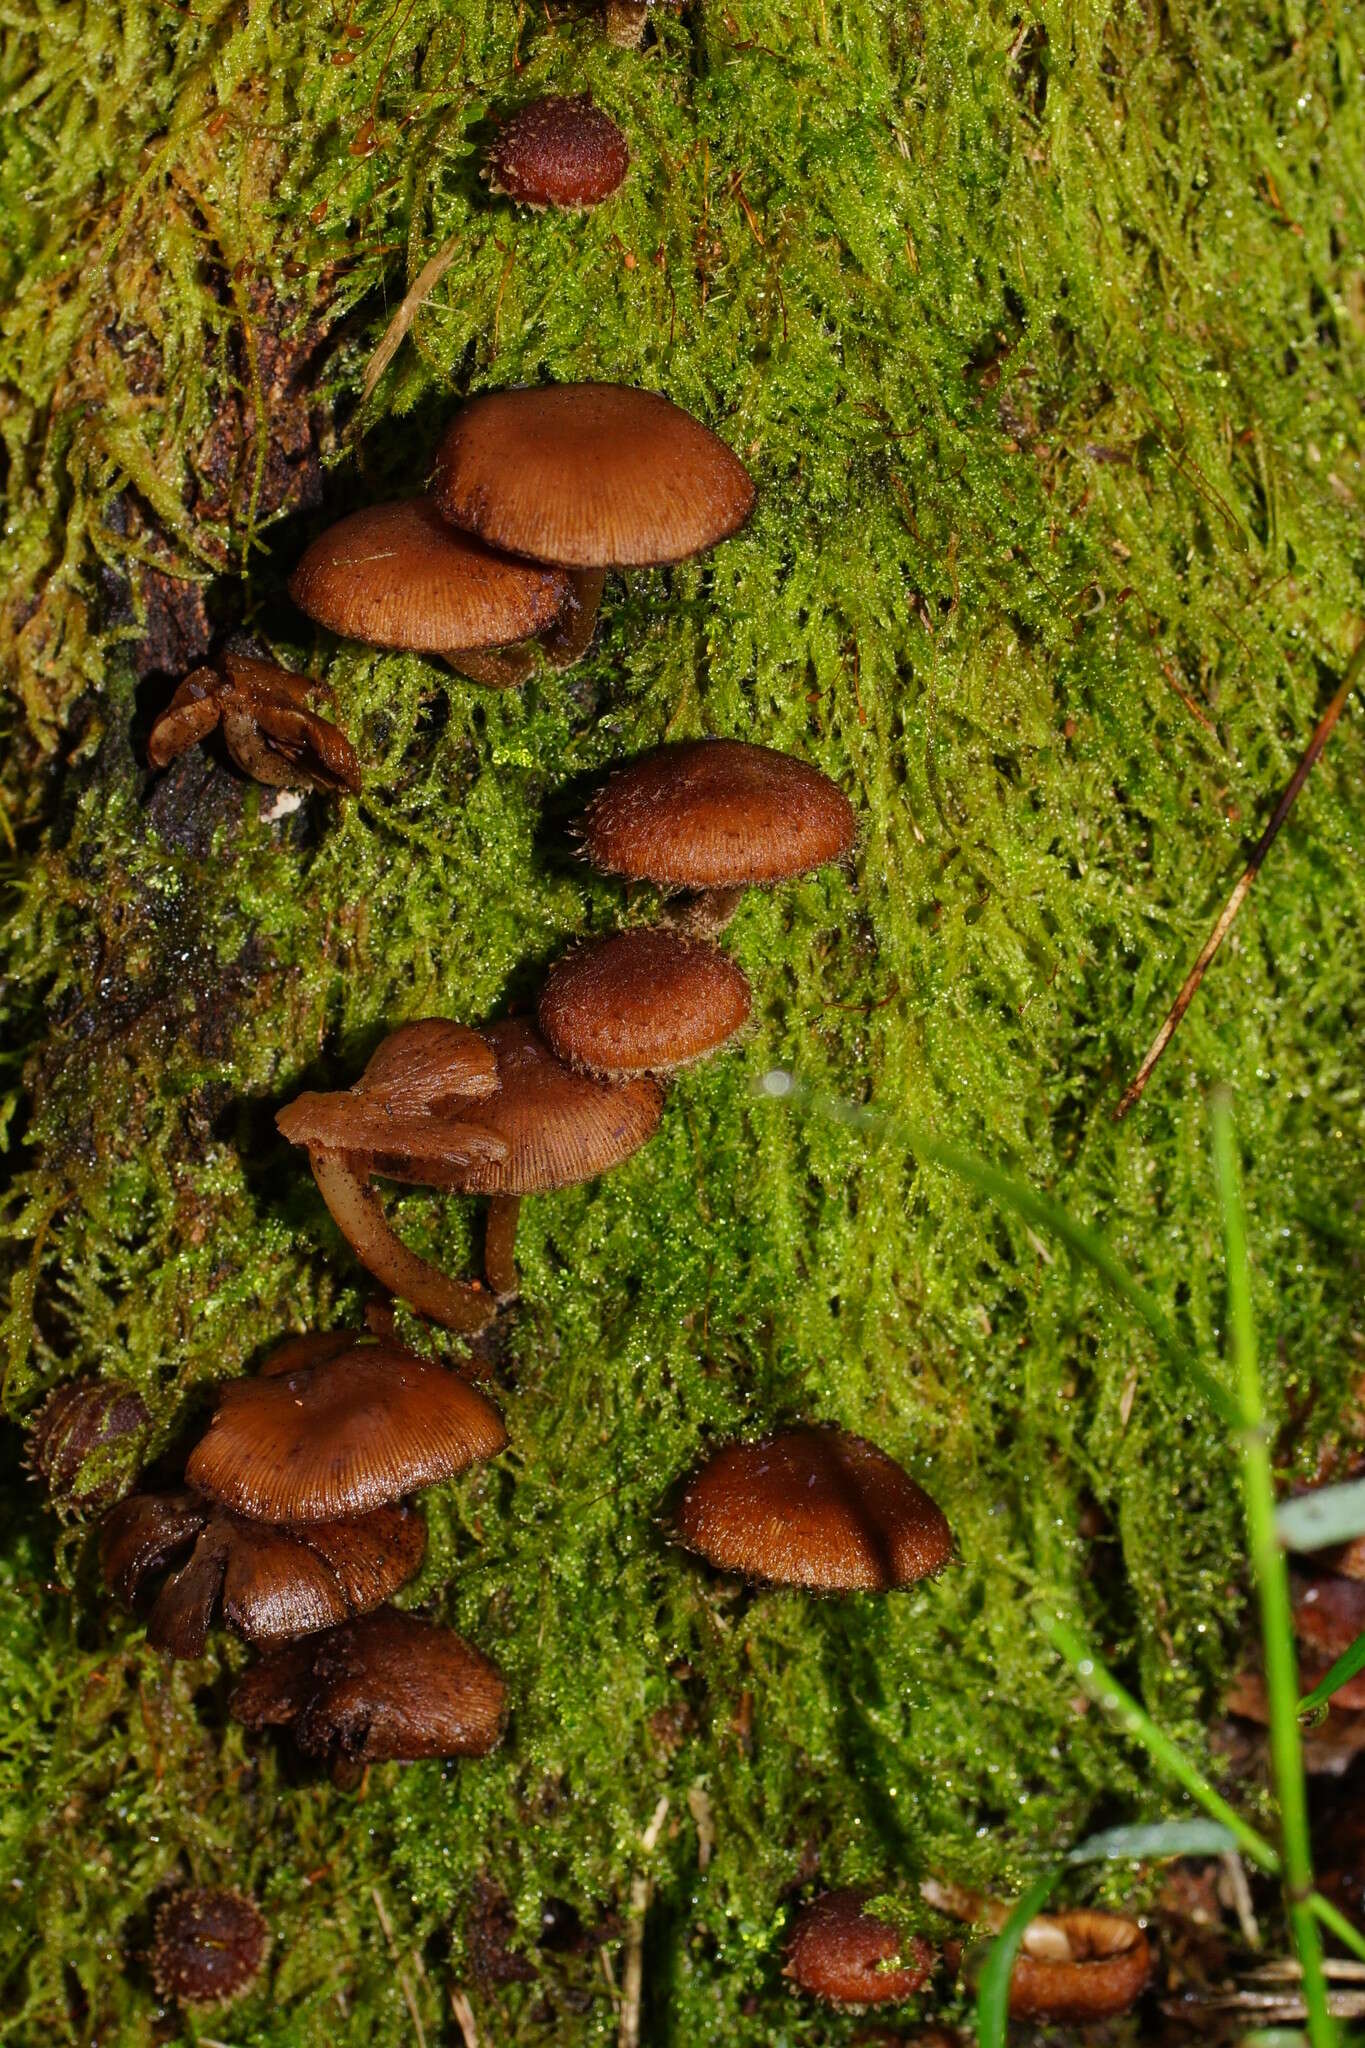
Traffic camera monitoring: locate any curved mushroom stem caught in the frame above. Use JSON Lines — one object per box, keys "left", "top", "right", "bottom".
{"left": 666, "top": 885, "right": 747, "bottom": 940}
{"left": 221, "top": 709, "right": 301, "bottom": 789}
{"left": 542, "top": 570, "right": 605, "bottom": 671}
{"left": 604, "top": 0, "right": 648, "bottom": 42}
{"left": 309, "top": 1150, "right": 495, "bottom": 1335}
{"left": 484, "top": 1196, "right": 521, "bottom": 1301}
{"left": 447, "top": 644, "right": 538, "bottom": 691}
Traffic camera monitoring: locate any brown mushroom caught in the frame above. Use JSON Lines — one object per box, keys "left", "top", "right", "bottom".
{"left": 785, "top": 1890, "right": 933, "bottom": 2005}
{"left": 101, "top": 1488, "right": 425, "bottom": 1657}
{"left": 151, "top": 1888, "right": 269, "bottom": 2007}
{"left": 579, "top": 738, "right": 856, "bottom": 935}
{"left": 433, "top": 383, "right": 754, "bottom": 572}
{"left": 232, "top": 1606, "right": 507, "bottom": 1770}
{"left": 25, "top": 1376, "right": 148, "bottom": 1515}
{"left": 486, "top": 95, "right": 629, "bottom": 211}
{"left": 674, "top": 1427, "right": 952, "bottom": 1592}
{"left": 185, "top": 1341, "right": 506, "bottom": 1523}
{"left": 1007, "top": 1909, "right": 1150, "bottom": 2022}
{"left": 148, "top": 653, "right": 360, "bottom": 794}
{"left": 538, "top": 927, "right": 751, "bottom": 1077}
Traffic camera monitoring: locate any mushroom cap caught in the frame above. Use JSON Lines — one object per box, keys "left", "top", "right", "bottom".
{"left": 359, "top": 1019, "right": 499, "bottom": 1110}
{"left": 674, "top": 1427, "right": 952, "bottom": 1591}
{"left": 580, "top": 739, "right": 856, "bottom": 889}
{"left": 437, "top": 1018, "right": 665, "bottom": 1194}
{"left": 151, "top": 1888, "right": 269, "bottom": 2008}
{"left": 185, "top": 1344, "right": 507, "bottom": 1522}
{"left": 218, "top": 655, "right": 362, "bottom": 795}
{"left": 26, "top": 1376, "right": 149, "bottom": 1514}
{"left": 1008, "top": 1909, "right": 1150, "bottom": 2022}
{"left": 232, "top": 1607, "right": 507, "bottom": 1762}
{"left": 487, "top": 95, "right": 629, "bottom": 210}
{"left": 289, "top": 498, "right": 571, "bottom": 653}
{"left": 785, "top": 1890, "right": 933, "bottom": 2005}
{"left": 538, "top": 928, "right": 751, "bottom": 1077}
{"left": 101, "top": 1490, "right": 426, "bottom": 1656}
{"left": 147, "top": 668, "right": 223, "bottom": 767}
{"left": 276, "top": 1018, "right": 507, "bottom": 1178}
{"left": 432, "top": 384, "right": 755, "bottom": 570}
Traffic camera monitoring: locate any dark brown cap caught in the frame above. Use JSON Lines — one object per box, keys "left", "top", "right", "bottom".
{"left": 151, "top": 1888, "right": 269, "bottom": 2007}
{"left": 784, "top": 1890, "right": 933, "bottom": 2005}
{"left": 25, "top": 1376, "right": 148, "bottom": 1516}
{"left": 580, "top": 739, "right": 855, "bottom": 889}
{"left": 289, "top": 498, "right": 570, "bottom": 653}
{"left": 674, "top": 1427, "right": 952, "bottom": 1591}
{"left": 433, "top": 384, "right": 755, "bottom": 569}
{"left": 232, "top": 1606, "right": 507, "bottom": 1762}
{"left": 185, "top": 1344, "right": 507, "bottom": 1522}
{"left": 146, "top": 668, "right": 222, "bottom": 768}
{"left": 101, "top": 1490, "right": 425, "bottom": 1657}
{"left": 148, "top": 656, "right": 361, "bottom": 794}
{"left": 436, "top": 1018, "right": 664, "bottom": 1194}
{"left": 487, "top": 95, "right": 629, "bottom": 210}
{"left": 1008, "top": 1910, "right": 1150, "bottom": 2022}
{"left": 538, "top": 928, "right": 751, "bottom": 1076}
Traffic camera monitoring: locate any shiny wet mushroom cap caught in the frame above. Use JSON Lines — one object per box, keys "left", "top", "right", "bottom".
{"left": 26, "top": 1376, "right": 148, "bottom": 1515}
{"left": 538, "top": 928, "right": 751, "bottom": 1077}
{"left": 784, "top": 1890, "right": 933, "bottom": 2005}
{"left": 433, "top": 384, "right": 755, "bottom": 570}
{"left": 289, "top": 498, "right": 570, "bottom": 654}
{"left": 487, "top": 95, "right": 629, "bottom": 210}
{"left": 185, "top": 1344, "right": 507, "bottom": 1523}
{"left": 675, "top": 1427, "right": 952, "bottom": 1591}
{"left": 232, "top": 1606, "right": 507, "bottom": 1763}
{"left": 1007, "top": 1909, "right": 1150, "bottom": 2022}
{"left": 148, "top": 656, "right": 361, "bottom": 794}
{"left": 151, "top": 1887, "right": 269, "bottom": 2007}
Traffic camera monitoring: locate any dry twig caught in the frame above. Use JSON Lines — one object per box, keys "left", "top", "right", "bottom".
{"left": 361, "top": 233, "right": 462, "bottom": 404}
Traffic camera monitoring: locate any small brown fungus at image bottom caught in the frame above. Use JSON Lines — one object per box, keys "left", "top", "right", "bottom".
{"left": 1005, "top": 1908, "right": 1151, "bottom": 2022}
{"left": 25, "top": 1376, "right": 148, "bottom": 1515}
{"left": 147, "top": 653, "right": 361, "bottom": 794}
{"left": 150, "top": 1887, "right": 269, "bottom": 2007}
{"left": 538, "top": 926, "right": 752, "bottom": 1078}
{"left": 785, "top": 1890, "right": 934, "bottom": 2006}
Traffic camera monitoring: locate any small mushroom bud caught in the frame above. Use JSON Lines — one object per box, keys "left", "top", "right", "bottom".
{"left": 26, "top": 1377, "right": 149, "bottom": 1515}
{"left": 150, "top": 1887, "right": 269, "bottom": 2007}
{"left": 1006, "top": 1908, "right": 1150, "bottom": 2022}
{"left": 785, "top": 1890, "right": 933, "bottom": 2005}
{"left": 487, "top": 95, "right": 629, "bottom": 210}
{"left": 539, "top": 928, "right": 752, "bottom": 1078}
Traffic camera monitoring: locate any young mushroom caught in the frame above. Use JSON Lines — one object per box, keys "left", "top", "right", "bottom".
{"left": 785, "top": 1890, "right": 933, "bottom": 2005}
{"left": 151, "top": 1888, "right": 269, "bottom": 2008}
{"left": 232, "top": 1606, "right": 507, "bottom": 1773}
{"left": 674, "top": 1427, "right": 952, "bottom": 1592}
{"left": 185, "top": 1340, "right": 506, "bottom": 1522}
{"left": 101, "top": 1489, "right": 425, "bottom": 1658}
{"left": 579, "top": 738, "right": 856, "bottom": 935}
{"left": 148, "top": 653, "right": 361, "bottom": 794}
{"left": 25, "top": 1376, "right": 148, "bottom": 1516}
{"left": 538, "top": 928, "right": 752, "bottom": 1078}
{"left": 1006, "top": 1909, "right": 1150, "bottom": 2022}
{"left": 486, "top": 95, "right": 629, "bottom": 211}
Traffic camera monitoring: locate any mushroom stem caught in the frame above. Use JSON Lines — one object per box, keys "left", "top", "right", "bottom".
{"left": 447, "top": 645, "right": 539, "bottom": 691}
{"left": 666, "top": 885, "right": 747, "bottom": 939}
{"left": 221, "top": 709, "right": 301, "bottom": 789}
{"left": 309, "top": 1151, "right": 495, "bottom": 1334}
{"left": 542, "top": 570, "right": 605, "bottom": 671}
{"left": 604, "top": 0, "right": 648, "bottom": 42}
{"left": 484, "top": 1196, "right": 521, "bottom": 1300}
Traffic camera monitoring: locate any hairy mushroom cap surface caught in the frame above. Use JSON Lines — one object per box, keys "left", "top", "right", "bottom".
{"left": 232, "top": 1607, "right": 507, "bottom": 1762}
{"left": 433, "top": 384, "right": 755, "bottom": 569}
{"left": 675, "top": 1428, "right": 952, "bottom": 1592}
{"left": 784, "top": 1890, "right": 933, "bottom": 2006}
{"left": 437, "top": 1018, "right": 665, "bottom": 1194}
{"left": 289, "top": 498, "right": 570, "bottom": 653}
{"left": 580, "top": 739, "right": 856, "bottom": 889}
{"left": 185, "top": 1345, "right": 507, "bottom": 1522}
{"left": 151, "top": 1887, "right": 269, "bottom": 2007}
{"left": 26, "top": 1376, "right": 149, "bottom": 1514}
{"left": 1007, "top": 1909, "right": 1150, "bottom": 2022}
{"left": 539, "top": 928, "right": 751, "bottom": 1077}
{"left": 101, "top": 1490, "right": 426, "bottom": 1656}
{"left": 487, "top": 95, "right": 629, "bottom": 210}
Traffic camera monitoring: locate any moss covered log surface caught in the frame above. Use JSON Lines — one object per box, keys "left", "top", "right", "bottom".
{"left": 2, "top": 0, "right": 1362, "bottom": 2040}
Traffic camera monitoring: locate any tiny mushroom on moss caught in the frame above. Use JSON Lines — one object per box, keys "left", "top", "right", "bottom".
{"left": 486, "top": 95, "right": 629, "bottom": 211}
{"left": 539, "top": 927, "right": 751, "bottom": 1078}
{"left": 675, "top": 1427, "right": 952, "bottom": 1592}
{"left": 151, "top": 1888, "right": 269, "bottom": 2008}
{"left": 185, "top": 1340, "right": 506, "bottom": 1523}
{"left": 1006, "top": 1908, "right": 1151, "bottom": 2022}
{"left": 26, "top": 1376, "right": 148, "bottom": 1515}
{"left": 148, "top": 653, "right": 361, "bottom": 794}
{"left": 785, "top": 1890, "right": 933, "bottom": 2006}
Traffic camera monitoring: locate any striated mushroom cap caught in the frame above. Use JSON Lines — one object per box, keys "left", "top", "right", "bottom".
{"left": 487, "top": 95, "right": 629, "bottom": 210}
{"left": 101, "top": 1489, "right": 425, "bottom": 1657}
{"left": 433, "top": 384, "right": 755, "bottom": 570}
{"left": 1007, "top": 1909, "right": 1150, "bottom": 2022}
{"left": 232, "top": 1607, "right": 507, "bottom": 1762}
{"left": 539, "top": 928, "right": 751, "bottom": 1077}
{"left": 435, "top": 1019, "right": 665, "bottom": 1194}
{"left": 358, "top": 1019, "right": 499, "bottom": 1111}
{"left": 580, "top": 739, "right": 855, "bottom": 889}
{"left": 185, "top": 1344, "right": 507, "bottom": 1523}
{"left": 785, "top": 1890, "right": 933, "bottom": 2005}
{"left": 675, "top": 1427, "right": 952, "bottom": 1592}
{"left": 276, "top": 1019, "right": 507, "bottom": 1182}
{"left": 289, "top": 498, "right": 570, "bottom": 653}
{"left": 151, "top": 1887, "right": 269, "bottom": 2007}
{"left": 26, "top": 1376, "right": 149, "bottom": 1515}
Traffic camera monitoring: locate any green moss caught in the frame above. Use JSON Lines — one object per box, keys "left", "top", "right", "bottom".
{"left": 2, "top": 0, "right": 1363, "bottom": 2038}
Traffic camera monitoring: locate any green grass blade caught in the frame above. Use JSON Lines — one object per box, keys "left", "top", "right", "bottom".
{"left": 976, "top": 1868, "right": 1061, "bottom": 2048}
{"left": 1299, "top": 1631, "right": 1365, "bottom": 1720}
{"left": 1068, "top": 1819, "right": 1241, "bottom": 1863}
